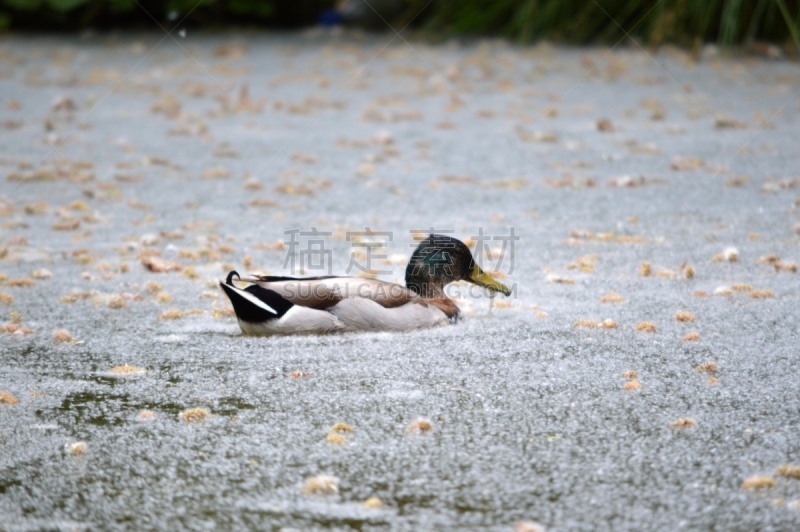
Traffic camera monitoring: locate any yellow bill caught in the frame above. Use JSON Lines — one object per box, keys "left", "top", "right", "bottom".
{"left": 469, "top": 264, "right": 511, "bottom": 296}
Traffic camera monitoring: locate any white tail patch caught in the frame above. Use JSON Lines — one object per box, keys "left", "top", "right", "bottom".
{"left": 222, "top": 281, "right": 278, "bottom": 315}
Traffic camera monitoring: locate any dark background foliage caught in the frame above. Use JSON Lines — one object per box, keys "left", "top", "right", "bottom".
{"left": 0, "top": 0, "right": 798, "bottom": 51}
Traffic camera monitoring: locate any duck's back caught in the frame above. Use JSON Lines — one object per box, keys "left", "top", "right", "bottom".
{"left": 252, "top": 275, "right": 420, "bottom": 310}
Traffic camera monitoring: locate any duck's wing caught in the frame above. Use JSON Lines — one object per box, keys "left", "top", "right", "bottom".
{"left": 244, "top": 275, "right": 421, "bottom": 310}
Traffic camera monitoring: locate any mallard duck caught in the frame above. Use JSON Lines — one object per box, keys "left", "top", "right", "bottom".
{"left": 219, "top": 234, "right": 511, "bottom": 336}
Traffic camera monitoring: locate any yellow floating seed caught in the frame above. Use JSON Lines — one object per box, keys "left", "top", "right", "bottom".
{"left": 636, "top": 322, "right": 657, "bottom": 332}
{"left": 776, "top": 464, "right": 800, "bottom": 479}
{"left": 669, "top": 417, "right": 697, "bottom": 429}
{"left": 0, "top": 391, "right": 19, "bottom": 404}
{"left": 301, "top": 475, "right": 339, "bottom": 495}
{"left": 179, "top": 407, "right": 210, "bottom": 423}
{"left": 362, "top": 496, "right": 382, "bottom": 509}
{"left": 742, "top": 475, "right": 775, "bottom": 489}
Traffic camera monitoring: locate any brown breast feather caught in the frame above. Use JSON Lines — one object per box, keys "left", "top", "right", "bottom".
{"left": 426, "top": 297, "right": 460, "bottom": 320}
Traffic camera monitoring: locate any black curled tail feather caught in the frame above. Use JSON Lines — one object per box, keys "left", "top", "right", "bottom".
{"left": 220, "top": 271, "right": 294, "bottom": 323}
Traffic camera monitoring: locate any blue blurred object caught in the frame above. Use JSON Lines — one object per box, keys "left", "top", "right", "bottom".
{"left": 318, "top": 8, "right": 344, "bottom": 26}
{"left": 319, "top": 0, "right": 406, "bottom": 28}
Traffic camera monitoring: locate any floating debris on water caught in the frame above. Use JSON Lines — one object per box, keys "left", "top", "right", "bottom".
{"left": 326, "top": 433, "right": 347, "bottom": 445}
{"left": 695, "top": 361, "right": 717, "bottom": 374}
{"left": 301, "top": 474, "right": 339, "bottom": 495}
{"left": 30, "top": 268, "right": 53, "bottom": 279}
{"left": 405, "top": 418, "right": 434, "bottom": 434}
{"left": 776, "top": 464, "right": 800, "bottom": 479}
{"left": 179, "top": 408, "right": 210, "bottom": 423}
{"left": 635, "top": 322, "right": 657, "bottom": 332}
{"left": 669, "top": 418, "right": 697, "bottom": 429}
{"left": 64, "top": 441, "right": 87, "bottom": 456}
{"left": 749, "top": 289, "right": 775, "bottom": 299}
{"left": 599, "top": 291, "right": 624, "bottom": 303}
{"left": 0, "top": 391, "right": 19, "bottom": 404}
{"left": 136, "top": 410, "right": 157, "bottom": 422}
{"left": 52, "top": 328, "right": 74, "bottom": 343}
{"left": 712, "top": 247, "right": 739, "bottom": 262}
{"left": 362, "top": 496, "right": 383, "bottom": 509}
{"left": 110, "top": 364, "right": 146, "bottom": 375}
{"left": 159, "top": 309, "right": 183, "bottom": 320}
{"left": 742, "top": 475, "right": 775, "bottom": 489}
{"left": 330, "top": 422, "right": 353, "bottom": 433}
{"left": 513, "top": 521, "right": 547, "bottom": 532}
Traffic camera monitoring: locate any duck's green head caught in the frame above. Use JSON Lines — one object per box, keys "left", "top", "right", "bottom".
{"left": 405, "top": 234, "right": 511, "bottom": 298}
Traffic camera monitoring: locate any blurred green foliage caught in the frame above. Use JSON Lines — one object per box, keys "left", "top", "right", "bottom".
{"left": 0, "top": 0, "right": 798, "bottom": 52}
{"left": 421, "top": 0, "right": 799, "bottom": 49}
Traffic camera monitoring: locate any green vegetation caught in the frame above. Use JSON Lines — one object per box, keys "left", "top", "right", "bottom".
{"left": 421, "top": 0, "right": 799, "bottom": 50}
{"left": 0, "top": 0, "right": 798, "bottom": 53}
